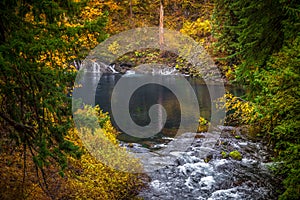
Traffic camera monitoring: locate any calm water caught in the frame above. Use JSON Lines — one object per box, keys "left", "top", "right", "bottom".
{"left": 74, "top": 72, "right": 243, "bottom": 148}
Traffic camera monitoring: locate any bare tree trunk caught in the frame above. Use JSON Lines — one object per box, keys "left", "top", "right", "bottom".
{"left": 159, "top": 0, "right": 164, "bottom": 47}
{"left": 129, "top": 0, "right": 133, "bottom": 27}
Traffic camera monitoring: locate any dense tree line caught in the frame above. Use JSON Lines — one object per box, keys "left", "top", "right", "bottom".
{"left": 213, "top": 0, "right": 300, "bottom": 199}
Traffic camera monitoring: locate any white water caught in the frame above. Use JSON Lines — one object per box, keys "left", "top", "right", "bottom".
{"left": 155, "top": 67, "right": 178, "bottom": 75}
{"left": 128, "top": 126, "right": 281, "bottom": 200}
{"left": 108, "top": 64, "right": 118, "bottom": 73}
{"left": 82, "top": 61, "right": 119, "bottom": 73}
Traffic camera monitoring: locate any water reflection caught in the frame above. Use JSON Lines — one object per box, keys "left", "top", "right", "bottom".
{"left": 74, "top": 73, "right": 242, "bottom": 147}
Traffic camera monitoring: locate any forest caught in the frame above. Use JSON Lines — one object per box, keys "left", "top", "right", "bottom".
{"left": 0, "top": 0, "right": 299, "bottom": 199}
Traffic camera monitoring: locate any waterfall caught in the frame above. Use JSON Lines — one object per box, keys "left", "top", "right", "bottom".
{"left": 81, "top": 61, "right": 180, "bottom": 75}
{"left": 108, "top": 64, "right": 118, "bottom": 73}
{"left": 153, "top": 67, "right": 178, "bottom": 75}
{"left": 73, "top": 60, "right": 82, "bottom": 70}
{"left": 82, "top": 61, "right": 119, "bottom": 73}
{"left": 92, "top": 62, "right": 100, "bottom": 72}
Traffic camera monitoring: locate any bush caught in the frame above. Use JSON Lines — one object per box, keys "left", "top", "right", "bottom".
{"left": 0, "top": 105, "right": 146, "bottom": 199}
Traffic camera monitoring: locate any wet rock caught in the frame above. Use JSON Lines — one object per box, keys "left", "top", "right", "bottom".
{"left": 128, "top": 143, "right": 134, "bottom": 148}
{"left": 195, "top": 133, "right": 206, "bottom": 139}
{"left": 113, "top": 62, "right": 134, "bottom": 74}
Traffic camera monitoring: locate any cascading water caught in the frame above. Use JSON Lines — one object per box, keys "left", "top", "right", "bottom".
{"left": 147, "top": 67, "right": 178, "bottom": 75}
{"left": 133, "top": 126, "right": 281, "bottom": 200}
{"left": 132, "top": 64, "right": 180, "bottom": 75}
{"left": 108, "top": 64, "right": 118, "bottom": 73}
{"left": 73, "top": 60, "right": 81, "bottom": 70}
{"left": 91, "top": 61, "right": 100, "bottom": 72}
{"left": 80, "top": 61, "right": 119, "bottom": 73}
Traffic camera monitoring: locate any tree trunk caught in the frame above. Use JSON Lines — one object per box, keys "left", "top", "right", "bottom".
{"left": 129, "top": 0, "right": 133, "bottom": 27}
{"left": 159, "top": 0, "right": 164, "bottom": 47}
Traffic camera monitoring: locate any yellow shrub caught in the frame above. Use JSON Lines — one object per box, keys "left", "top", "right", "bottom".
{"left": 223, "top": 64, "right": 237, "bottom": 81}
{"left": 197, "top": 116, "right": 209, "bottom": 132}
{"left": 180, "top": 18, "right": 211, "bottom": 43}
{"left": 0, "top": 105, "right": 146, "bottom": 199}
{"left": 217, "top": 93, "right": 258, "bottom": 125}
{"left": 67, "top": 105, "right": 146, "bottom": 199}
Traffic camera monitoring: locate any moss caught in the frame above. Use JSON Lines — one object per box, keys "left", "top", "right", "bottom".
{"left": 197, "top": 117, "right": 209, "bottom": 133}
{"left": 235, "top": 135, "right": 242, "bottom": 139}
{"left": 221, "top": 151, "right": 228, "bottom": 158}
{"left": 229, "top": 150, "right": 242, "bottom": 160}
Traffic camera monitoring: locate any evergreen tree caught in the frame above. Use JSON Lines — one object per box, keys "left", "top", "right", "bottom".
{"left": 213, "top": 0, "right": 299, "bottom": 66}
{"left": 213, "top": 0, "right": 300, "bottom": 198}
{"left": 0, "top": 0, "right": 107, "bottom": 181}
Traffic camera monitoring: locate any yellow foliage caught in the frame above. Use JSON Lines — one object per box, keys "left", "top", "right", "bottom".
{"left": 66, "top": 105, "right": 145, "bottom": 199}
{"left": 198, "top": 116, "right": 208, "bottom": 126}
{"left": 104, "top": 1, "right": 122, "bottom": 11}
{"left": 180, "top": 18, "right": 211, "bottom": 43}
{"left": 22, "top": 0, "right": 105, "bottom": 72}
{"left": 0, "top": 106, "right": 146, "bottom": 199}
{"left": 65, "top": 137, "right": 145, "bottom": 199}
{"left": 217, "top": 93, "right": 258, "bottom": 124}
{"left": 24, "top": 12, "right": 34, "bottom": 23}
{"left": 223, "top": 64, "right": 237, "bottom": 81}
{"left": 81, "top": 1, "right": 104, "bottom": 21}
{"left": 197, "top": 116, "right": 209, "bottom": 132}
{"left": 107, "top": 41, "right": 120, "bottom": 55}
{"left": 0, "top": 144, "right": 71, "bottom": 199}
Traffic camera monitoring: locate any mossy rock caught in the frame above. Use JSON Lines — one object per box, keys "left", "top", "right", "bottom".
{"left": 239, "top": 125, "right": 261, "bottom": 140}
{"left": 195, "top": 134, "right": 205, "bottom": 139}
{"left": 204, "top": 154, "right": 213, "bottom": 163}
{"left": 229, "top": 150, "right": 242, "bottom": 160}
{"left": 235, "top": 135, "right": 242, "bottom": 139}
{"left": 221, "top": 151, "right": 229, "bottom": 158}
{"left": 128, "top": 143, "right": 134, "bottom": 148}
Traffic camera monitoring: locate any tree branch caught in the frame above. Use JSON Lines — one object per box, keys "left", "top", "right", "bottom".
{"left": 0, "top": 111, "right": 35, "bottom": 132}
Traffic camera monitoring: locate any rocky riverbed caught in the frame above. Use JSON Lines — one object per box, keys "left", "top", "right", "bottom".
{"left": 121, "top": 126, "right": 282, "bottom": 200}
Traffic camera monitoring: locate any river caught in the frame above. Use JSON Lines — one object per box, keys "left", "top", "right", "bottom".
{"left": 74, "top": 71, "right": 280, "bottom": 199}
